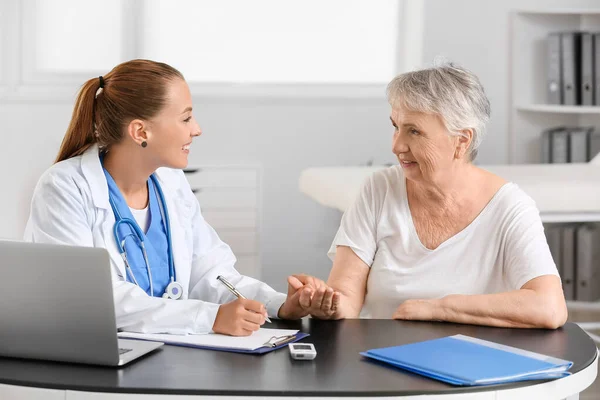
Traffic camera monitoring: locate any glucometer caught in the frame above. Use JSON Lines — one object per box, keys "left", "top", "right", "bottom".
{"left": 288, "top": 343, "right": 317, "bottom": 360}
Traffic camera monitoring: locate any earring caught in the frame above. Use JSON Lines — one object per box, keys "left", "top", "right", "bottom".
{"left": 141, "top": 141, "right": 147, "bottom": 148}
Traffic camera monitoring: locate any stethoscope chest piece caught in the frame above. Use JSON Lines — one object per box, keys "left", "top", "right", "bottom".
{"left": 163, "top": 281, "right": 184, "bottom": 300}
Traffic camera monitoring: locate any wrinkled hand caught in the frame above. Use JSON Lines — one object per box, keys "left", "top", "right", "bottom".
{"left": 392, "top": 299, "right": 440, "bottom": 321}
{"left": 291, "top": 274, "right": 341, "bottom": 320}
{"left": 213, "top": 298, "right": 266, "bottom": 336}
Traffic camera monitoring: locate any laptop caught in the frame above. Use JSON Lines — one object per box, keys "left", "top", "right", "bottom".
{"left": 0, "top": 240, "right": 163, "bottom": 366}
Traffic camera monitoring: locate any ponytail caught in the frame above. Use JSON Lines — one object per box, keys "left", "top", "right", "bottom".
{"left": 54, "top": 78, "right": 102, "bottom": 163}
{"left": 54, "top": 60, "right": 184, "bottom": 164}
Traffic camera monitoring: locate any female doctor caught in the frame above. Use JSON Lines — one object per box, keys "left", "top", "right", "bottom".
{"left": 23, "top": 59, "right": 318, "bottom": 336}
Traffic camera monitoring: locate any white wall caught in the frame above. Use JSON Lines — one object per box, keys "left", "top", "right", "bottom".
{"left": 421, "top": 0, "right": 600, "bottom": 165}
{"left": 0, "top": 104, "right": 71, "bottom": 241}
{"left": 192, "top": 97, "right": 397, "bottom": 289}
{"left": 3, "top": 0, "right": 600, "bottom": 292}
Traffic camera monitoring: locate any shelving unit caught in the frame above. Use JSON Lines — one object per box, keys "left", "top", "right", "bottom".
{"left": 509, "top": 9, "right": 600, "bottom": 164}
{"left": 510, "top": 10, "right": 600, "bottom": 312}
{"left": 183, "top": 165, "right": 263, "bottom": 279}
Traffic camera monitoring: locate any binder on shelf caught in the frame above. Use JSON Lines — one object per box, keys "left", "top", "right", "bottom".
{"left": 576, "top": 224, "right": 600, "bottom": 301}
{"left": 561, "top": 225, "right": 576, "bottom": 300}
{"left": 551, "top": 128, "right": 569, "bottom": 163}
{"left": 568, "top": 127, "right": 590, "bottom": 163}
{"left": 544, "top": 224, "right": 562, "bottom": 277}
{"left": 561, "top": 32, "right": 582, "bottom": 106}
{"left": 541, "top": 128, "right": 555, "bottom": 164}
{"left": 594, "top": 33, "right": 600, "bottom": 106}
{"left": 589, "top": 129, "right": 600, "bottom": 161}
{"left": 547, "top": 32, "right": 563, "bottom": 105}
{"left": 581, "top": 32, "right": 594, "bottom": 106}
{"left": 541, "top": 129, "right": 551, "bottom": 163}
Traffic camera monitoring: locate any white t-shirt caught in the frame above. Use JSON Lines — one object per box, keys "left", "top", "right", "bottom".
{"left": 328, "top": 165, "right": 559, "bottom": 319}
{"left": 130, "top": 206, "right": 150, "bottom": 233}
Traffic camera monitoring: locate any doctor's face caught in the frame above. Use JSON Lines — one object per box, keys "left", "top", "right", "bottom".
{"left": 145, "top": 78, "right": 201, "bottom": 169}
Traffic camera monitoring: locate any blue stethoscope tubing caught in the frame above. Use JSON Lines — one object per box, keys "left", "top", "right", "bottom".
{"left": 108, "top": 174, "right": 182, "bottom": 299}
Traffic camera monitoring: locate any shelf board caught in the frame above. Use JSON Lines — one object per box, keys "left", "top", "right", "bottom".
{"left": 540, "top": 211, "right": 600, "bottom": 224}
{"left": 516, "top": 104, "right": 600, "bottom": 114}
{"left": 514, "top": 9, "right": 600, "bottom": 15}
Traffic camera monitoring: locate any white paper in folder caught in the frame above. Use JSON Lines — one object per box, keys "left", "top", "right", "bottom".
{"left": 118, "top": 327, "right": 301, "bottom": 351}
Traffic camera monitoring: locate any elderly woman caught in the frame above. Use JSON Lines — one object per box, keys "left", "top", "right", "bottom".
{"left": 295, "top": 63, "right": 567, "bottom": 329}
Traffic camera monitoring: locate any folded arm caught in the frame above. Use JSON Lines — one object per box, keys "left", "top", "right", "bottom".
{"left": 406, "top": 197, "right": 568, "bottom": 329}
{"left": 394, "top": 275, "right": 568, "bottom": 329}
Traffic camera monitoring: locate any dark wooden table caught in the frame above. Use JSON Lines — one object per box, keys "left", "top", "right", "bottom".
{"left": 0, "top": 319, "right": 596, "bottom": 399}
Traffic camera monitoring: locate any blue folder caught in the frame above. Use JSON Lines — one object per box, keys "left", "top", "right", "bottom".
{"left": 361, "top": 334, "right": 572, "bottom": 386}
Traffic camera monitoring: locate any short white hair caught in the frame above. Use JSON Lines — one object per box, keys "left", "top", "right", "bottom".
{"left": 386, "top": 62, "right": 491, "bottom": 161}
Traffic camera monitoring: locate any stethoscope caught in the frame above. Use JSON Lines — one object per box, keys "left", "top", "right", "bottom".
{"left": 108, "top": 174, "right": 183, "bottom": 300}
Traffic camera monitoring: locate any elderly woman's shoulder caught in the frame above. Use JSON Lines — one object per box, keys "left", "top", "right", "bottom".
{"left": 492, "top": 182, "right": 538, "bottom": 215}
{"left": 476, "top": 169, "right": 535, "bottom": 209}
{"left": 368, "top": 164, "right": 405, "bottom": 189}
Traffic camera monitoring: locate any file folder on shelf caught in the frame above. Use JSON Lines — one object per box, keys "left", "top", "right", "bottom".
{"left": 118, "top": 328, "right": 309, "bottom": 354}
{"left": 361, "top": 335, "right": 572, "bottom": 386}
{"left": 561, "top": 224, "right": 577, "bottom": 300}
{"left": 547, "top": 32, "right": 563, "bottom": 105}
{"left": 576, "top": 224, "right": 600, "bottom": 301}
{"left": 541, "top": 127, "right": 560, "bottom": 163}
{"left": 551, "top": 128, "right": 569, "bottom": 163}
{"left": 568, "top": 127, "right": 590, "bottom": 164}
{"left": 561, "top": 32, "right": 582, "bottom": 106}
{"left": 544, "top": 224, "right": 562, "bottom": 276}
{"left": 581, "top": 32, "right": 594, "bottom": 106}
{"left": 595, "top": 33, "right": 600, "bottom": 106}
{"left": 590, "top": 130, "right": 600, "bottom": 160}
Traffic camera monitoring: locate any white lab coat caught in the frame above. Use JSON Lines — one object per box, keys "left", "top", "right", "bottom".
{"left": 24, "top": 145, "right": 287, "bottom": 334}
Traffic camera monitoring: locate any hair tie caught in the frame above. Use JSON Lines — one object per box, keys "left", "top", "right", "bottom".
{"left": 98, "top": 76, "right": 105, "bottom": 89}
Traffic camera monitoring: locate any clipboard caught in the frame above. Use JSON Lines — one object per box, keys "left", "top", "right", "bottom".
{"left": 118, "top": 329, "right": 309, "bottom": 355}
{"left": 210, "top": 333, "right": 310, "bottom": 354}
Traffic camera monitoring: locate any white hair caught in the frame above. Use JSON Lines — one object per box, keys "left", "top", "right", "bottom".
{"left": 386, "top": 61, "right": 491, "bottom": 161}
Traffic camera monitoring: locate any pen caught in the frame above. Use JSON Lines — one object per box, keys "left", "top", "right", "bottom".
{"left": 216, "top": 275, "right": 272, "bottom": 323}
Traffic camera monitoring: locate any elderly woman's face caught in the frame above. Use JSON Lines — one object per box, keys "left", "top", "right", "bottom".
{"left": 390, "top": 105, "right": 460, "bottom": 184}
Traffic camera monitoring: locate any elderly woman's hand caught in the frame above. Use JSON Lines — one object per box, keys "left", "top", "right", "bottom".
{"left": 289, "top": 274, "right": 342, "bottom": 320}
{"left": 392, "top": 299, "right": 441, "bottom": 321}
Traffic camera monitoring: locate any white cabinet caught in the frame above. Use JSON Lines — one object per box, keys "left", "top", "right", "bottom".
{"left": 195, "top": 190, "right": 257, "bottom": 209}
{"left": 202, "top": 210, "right": 258, "bottom": 230}
{"left": 183, "top": 166, "right": 262, "bottom": 279}
{"left": 509, "top": 9, "right": 600, "bottom": 164}
{"left": 185, "top": 168, "right": 258, "bottom": 188}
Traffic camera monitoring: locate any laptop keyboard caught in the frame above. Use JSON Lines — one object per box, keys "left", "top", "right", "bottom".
{"left": 119, "top": 348, "right": 133, "bottom": 355}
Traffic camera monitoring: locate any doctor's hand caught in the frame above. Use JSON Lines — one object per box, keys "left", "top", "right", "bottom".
{"left": 277, "top": 275, "right": 314, "bottom": 320}
{"left": 279, "top": 274, "right": 341, "bottom": 320}
{"left": 212, "top": 298, "right": 266, "bottom": 336}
